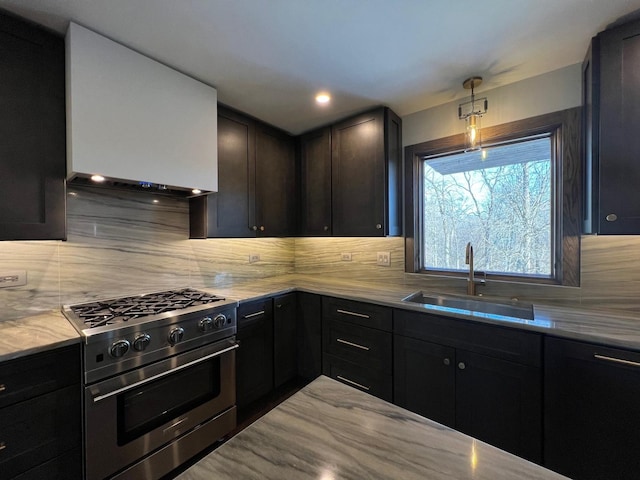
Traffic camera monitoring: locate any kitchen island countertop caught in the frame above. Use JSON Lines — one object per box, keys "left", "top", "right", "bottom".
{"left": 176, "top": 375, "right": 569, "bottom": 480}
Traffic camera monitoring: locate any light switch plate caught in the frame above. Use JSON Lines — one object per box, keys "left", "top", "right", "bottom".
{"left": 249, "top": 253, "right": 261, "bottom": 264}
{"left": 377, "top": 252, "right": 391, "bottom": 267}
{"left": 0, "top": 270, "right": 27, "bottom": 288}
{"left": 341, "top": 253, "right": 352, "bottom": 261}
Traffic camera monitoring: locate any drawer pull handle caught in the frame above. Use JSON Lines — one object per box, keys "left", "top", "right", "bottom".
{"left": 242, "top": 310, "right": 265, "bottom": 319}
{"left": 0, "top": 384, "right": 5, "bottom": 393}
{"left": 336, "top": 375, "right": 370, "bottom": 391}
{"left": 336, "top": 338, "right": 370, "bottom": 351}
{"left": 594, "top": 354, "right": 640, "bottom": 368}
{"left": 336, "top": 309, "right": 370, "bottom": 319}
{"left": 0, "top": 442, "right": 5, "bottom": 451}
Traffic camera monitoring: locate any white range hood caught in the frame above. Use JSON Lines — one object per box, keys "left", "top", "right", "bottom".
{"left": 66, "top": 22, "right": 218, "bottom": 194}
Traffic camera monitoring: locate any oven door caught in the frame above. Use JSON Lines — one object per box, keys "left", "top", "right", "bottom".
{"left": 85, "top": 338, "right": 237, "bottom": 480}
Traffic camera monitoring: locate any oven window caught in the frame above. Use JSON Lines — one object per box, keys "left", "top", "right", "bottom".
{"left": 117, "top": 358, "right": 221, "bottom": 445}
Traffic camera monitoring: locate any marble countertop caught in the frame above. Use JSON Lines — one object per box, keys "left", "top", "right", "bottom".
{"left": 0, "top": 310, "right": 81, "bottom": 362}
{"left": 3, "top": 272, "right": 640, "bottom": 362}
{"left": 176, "top": 375, "right": 569, "bottom": 480}
{"left": 207, "top": 273, "right": 640, "bottom": 352}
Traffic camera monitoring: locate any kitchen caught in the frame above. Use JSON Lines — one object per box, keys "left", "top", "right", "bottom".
{"left": 2, "top": 1, "right": 640, "bottom": 479}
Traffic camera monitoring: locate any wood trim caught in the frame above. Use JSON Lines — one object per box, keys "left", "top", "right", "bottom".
{"left": 404, "top": 107, "right": 582, "bottom": 286}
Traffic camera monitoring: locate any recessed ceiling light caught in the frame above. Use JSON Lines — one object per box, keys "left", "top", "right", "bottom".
{"left": 91, "top": 174, "right": 105, "bottom": 182}
{"left": 191, "top": 188, "right": 202, "bottom": 195}
{"left": 315, "top": 93, "right": 331, "bottom": 104}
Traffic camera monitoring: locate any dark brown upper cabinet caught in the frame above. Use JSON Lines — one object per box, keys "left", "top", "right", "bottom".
{"left": 583, "top": 18, "right": 640, "bottom": 234}
{"left": 298, "top": 127, "right": 332, "bottom": 236}
{"left": 190, "top": 106, "right": 296, "bottom": 238}
{"left": 0, "top": 12, "right": 66, "bottom": 240}
{"left": 331, "top": 107, "right": 402, "bottom": 237}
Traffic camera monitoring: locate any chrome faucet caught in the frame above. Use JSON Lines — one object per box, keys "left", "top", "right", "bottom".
{"left": 465, "top": 242, "right": 485, "bottom": 296}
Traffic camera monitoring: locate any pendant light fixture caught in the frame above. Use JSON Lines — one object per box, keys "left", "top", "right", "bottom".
{"left": 458, "top": 77, "right": 488, "bottom": 152}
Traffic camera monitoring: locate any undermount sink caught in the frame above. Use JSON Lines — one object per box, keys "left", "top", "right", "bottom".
{"left": 402, "top": 291, "right": 534, "bottom": 321}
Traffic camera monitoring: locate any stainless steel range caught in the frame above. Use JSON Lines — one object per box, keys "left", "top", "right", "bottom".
{"left": 63, "top": 288, "right": 239, "bottom": 480}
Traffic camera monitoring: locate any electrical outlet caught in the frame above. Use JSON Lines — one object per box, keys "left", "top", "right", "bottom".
{"left": 376, "top": 252, "right": 391, "bottom": 267}
{"left": 249, "top": 253, "right": 261, "bottom": 264}
{"left": 0, "top": 270, "right": 27, "bottom": 288}
{"left": 341, "top": 252, "right": 352, "bottom": 261}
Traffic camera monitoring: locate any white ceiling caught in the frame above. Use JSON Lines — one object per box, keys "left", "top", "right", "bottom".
{"left": 2, "top": 0, "right": 640, "bottom": 134}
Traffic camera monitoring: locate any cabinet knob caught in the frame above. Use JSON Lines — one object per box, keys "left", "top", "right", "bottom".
{"left": 443, "top": 358, "right": 451, "bottom": 366}
{"left": 260, "top": 225, "right": 265, "bottom": 231}
{"left": 605, "top": 213, "right": 618, "bottom": 222}
{"left": 458, "top": 362, "right": 466, "bottom": 370}
{"left": 251, "top": 225, "right": 258, "bottom": 231}
{"left": 375, "top": 223, "right": 382, "bottom": 229}
{"left": 0, "top": 384, "right": 5, "bottom": 393}
{"left": 323, "top": 225, "right": 329, "bottom": 231}
{"left": 0, "top": 441, "right": 5, "bottom": 451}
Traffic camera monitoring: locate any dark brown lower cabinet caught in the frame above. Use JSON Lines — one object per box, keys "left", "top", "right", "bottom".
{"left": 321, "top": 296, "right": 393, "bottom": 401}
{"left": 236, "top": 299, "right": 274, "bottom": 408}
{"left": 544, "top": 336, "right": 640, "bottom": 480}
{"left": 393, "top": 310, "right": 542, "bottom": 464}
{"left": 0, "top": 344, "right": 81, "bottom": 480}
{"left": 273, "top": 293, "right": 297, "bottom": 388}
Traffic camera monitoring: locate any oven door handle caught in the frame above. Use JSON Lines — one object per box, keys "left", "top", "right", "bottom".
{"left": 91, "top": 342, "right": 239, "bottom": 403}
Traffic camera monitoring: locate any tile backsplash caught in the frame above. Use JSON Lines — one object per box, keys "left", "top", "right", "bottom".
{"left": 2, "top": 185, "right": 640, "bottom": 321}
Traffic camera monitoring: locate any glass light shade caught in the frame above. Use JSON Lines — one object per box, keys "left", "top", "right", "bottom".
{"left": 465, "top": 114, "right": 482, "bottom": 152}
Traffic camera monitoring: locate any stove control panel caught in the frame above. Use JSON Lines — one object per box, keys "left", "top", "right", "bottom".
{"left": 82, "top": 303, "right": 237, "bottom": 384}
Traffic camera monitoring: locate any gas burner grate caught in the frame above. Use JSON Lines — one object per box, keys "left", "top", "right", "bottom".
{"left": 70, "top": 288, "right": 226, "bottom": 328}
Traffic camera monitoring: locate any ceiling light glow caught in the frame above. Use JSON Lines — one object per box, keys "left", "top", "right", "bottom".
{"left": 91, "top": 174, "right": 105, "bottom": 182}
{"left": 191, "top": 188, "right": 202, "bottom": 195}
{"left": 315, "top": 93, "right": 331, "bottom": 104}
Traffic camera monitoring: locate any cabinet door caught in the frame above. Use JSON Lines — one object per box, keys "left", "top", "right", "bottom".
{"left": 236, "top": 299, "right": 274, "bottom": 407}
{"left": 299, "top": 127, "right": 332, "bottom": 235}
{"left": 273, "top": 293, "right": 297, "bottom": 388}
{"left": 544, "top": 337, "right": 640, "bottom": 480}
{"left": 297, "top": 293, "right": 322, "bottom": 381}
{"left": 189, "top": 107, "right": 255, "bottom": 238}
{"left": 456, "top": 350, "right": 541, "bottom": 463}
{"left": 255, "top": 123, "right": 296, "bottom": 236}
{"left": 393, "top": 335, "right": 455, "bottom": 428}
{"left": 332, "top": 109, "right": 386, "bottom": 236}
{"left": 595, "top": 20, "right": 640, "bottom": 233}
{"left": 0, "top": 12, "right": 65, "bottom": 240}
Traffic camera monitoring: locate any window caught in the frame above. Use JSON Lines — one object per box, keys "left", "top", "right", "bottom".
{"left": 404, "top": 109, "right": 581, "bottom": 286}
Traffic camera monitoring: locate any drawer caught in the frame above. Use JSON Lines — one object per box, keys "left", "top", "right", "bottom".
{"left": 323, "top": 320, "right": 392, "bottom": 374}
{"left": 0, "top": 345, "right": 80, "bottom": 409}
{"left": 394, "top": 309, "right": 541, "bottom": 367}
{"left": 238, "top": 298, "right": 273, "bottom": 329}
{"left": 323, "top": 354, "right": 392, "bottom": 402}
{"left": 322, "top": 296, "right": 392, "bottom": 331}
{"left": 0, "top": 384, "right": 81, "bottom": 479}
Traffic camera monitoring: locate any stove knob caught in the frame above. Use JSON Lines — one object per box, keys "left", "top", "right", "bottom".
{"left": 213, "top": 314, "right": 227, "bottom": 329}
{"left": 198, "top": 316, "right": 213, "bottom": 332}
{"left": 109, "top": 339, "right": 130, "bottom": 358}
{"left": 133, "top": 333, "right": 151, "bottom": 351}
{"left": 168, "top": 327, "right": 185, "bottom": 345}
